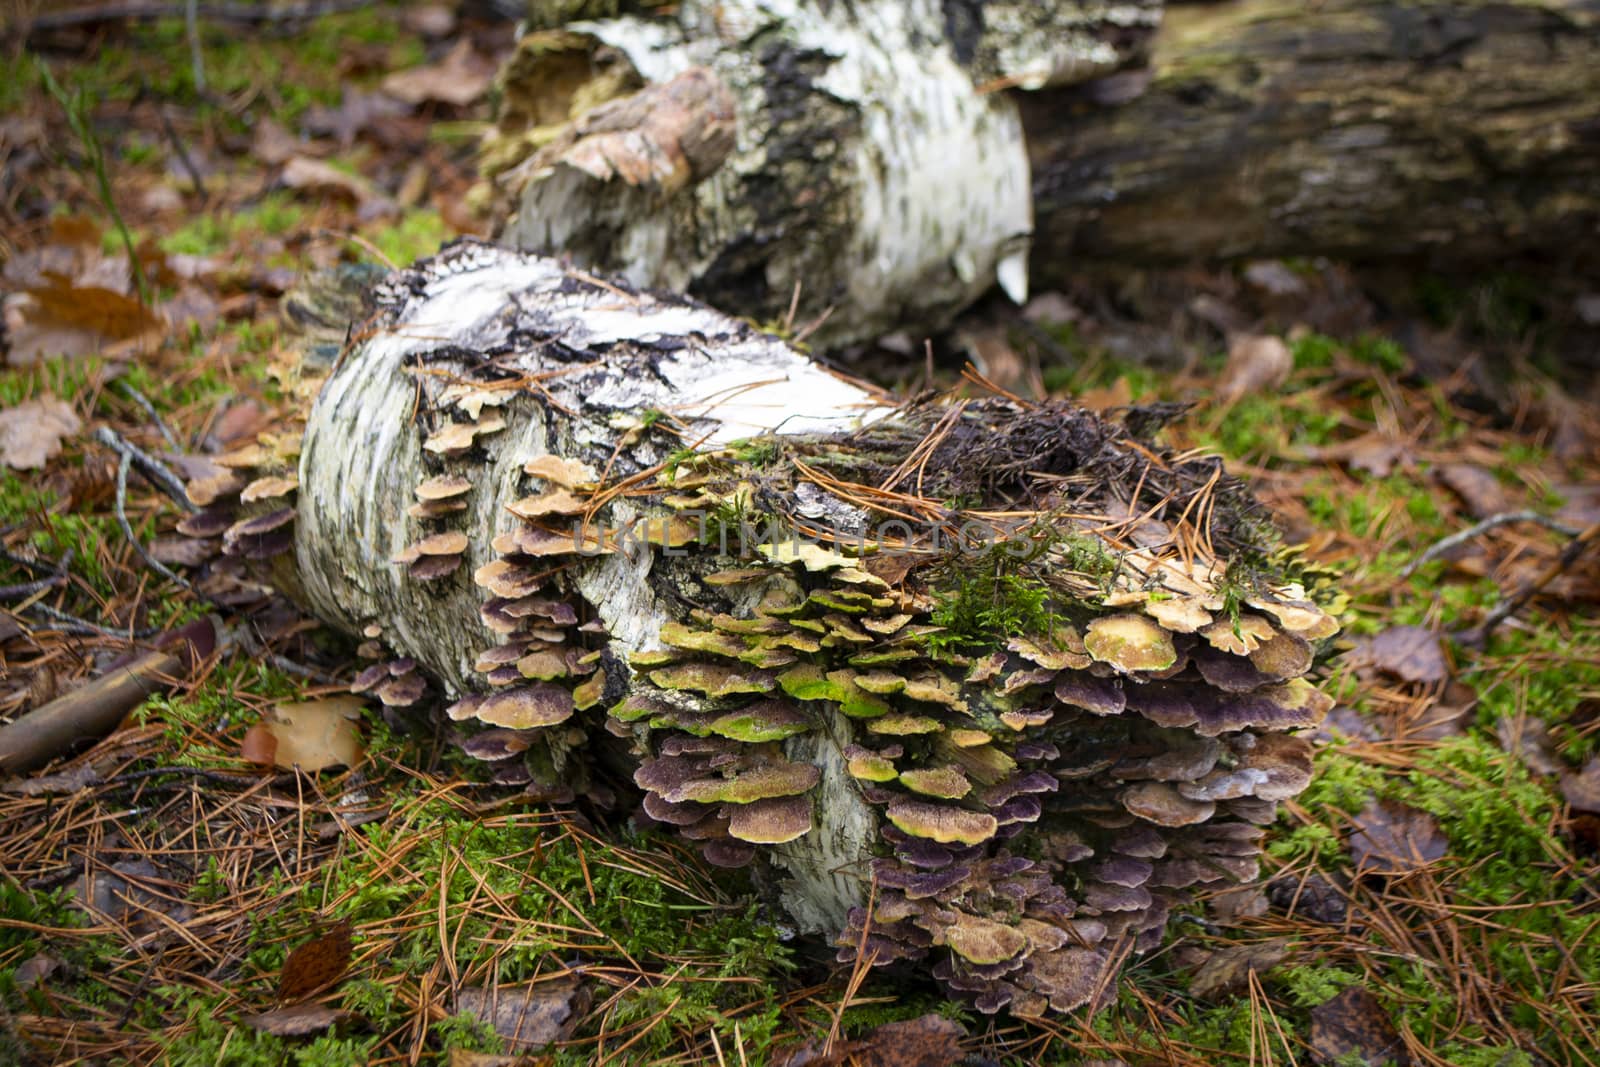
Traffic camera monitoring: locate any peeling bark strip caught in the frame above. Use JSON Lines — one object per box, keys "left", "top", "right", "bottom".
{"left": 194, "top": 244, "right": 1342, "bottom": 1017}
{"left": 484, "top": 0, "right": 1160, "bottom": 347}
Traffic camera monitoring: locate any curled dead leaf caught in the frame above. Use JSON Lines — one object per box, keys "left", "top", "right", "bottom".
{"left": 1349, "top": 798, "right": 1448, "bottom": 874}
{"left": 243, "top": 696, "right": 366, "bottom": 773}
{"left": 0, "top": 396, "right": 81, "bottom": 470}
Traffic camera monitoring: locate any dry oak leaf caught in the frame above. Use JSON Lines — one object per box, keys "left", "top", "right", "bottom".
{"left": 1310, "top": 986, "right": 1411, "bottom": 1065}
{"left": 0, "top": 396, "right": 81, "bottom": 470}
{"left": 278, "top": 920, "right": 354, "bottom": 1003}
{"left": 455, "top": 977, "right": 589, "bottom": 1052}
{"left": 1349, "top": 798, "right": 1448, "bottom": 874}
{"left": 241, "top": 696, "right": 366, "bottom": 772}
{"left": 1347, "top": 625, "right": 1450, "bottom": 685}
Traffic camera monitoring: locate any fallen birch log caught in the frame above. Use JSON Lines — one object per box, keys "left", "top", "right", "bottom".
{"left": 484, "top": 0, "right": 1600, "bottom": 347}
{"left": 481, "top": 0, "right": 1161, "bottom": 348}
{"left": 191, "top": 242, "right": 1340, "bottom": 1016}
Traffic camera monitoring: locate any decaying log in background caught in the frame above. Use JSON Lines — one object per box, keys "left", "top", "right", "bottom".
{"left": 195, "top": 242, "right": 1341, "bottom": 1016}
{"left": 485, "top": 0, "right": 1600, "bottom": 349}
{"left": 1026, "top": 0, "right": 1600, "bottom": 276}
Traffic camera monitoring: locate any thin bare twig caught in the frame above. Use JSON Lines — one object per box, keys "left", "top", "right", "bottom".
{"left": 94, "top": 427, "right": 195, "bottom": 512}
{"left": 114, "top": 380, "right": 182, "bottom": 452}
{"left": 1400, "top": 510, "right": 1580, "bottom": 580}
{"left": 1458, "top": 521, "right": 1600, "bottom": 647}
{"left": 113, "top": 451, "right": 193, "bottom": 593}
{"left": 18, "top": 602, "right": 159, "bottom": 640}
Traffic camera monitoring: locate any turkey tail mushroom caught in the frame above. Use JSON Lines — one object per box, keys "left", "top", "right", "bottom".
{"left": 175, "top": 240, "right": 1339, "bottom": 1017}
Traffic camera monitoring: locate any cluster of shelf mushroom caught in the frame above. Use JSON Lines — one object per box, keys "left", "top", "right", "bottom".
{"left": 174, "top": 242, "right": 1338, "bottom": 1017}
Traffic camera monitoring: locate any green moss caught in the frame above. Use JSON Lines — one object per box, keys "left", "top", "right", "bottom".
{"left": 160, "top": 192, "right": 306, "bottom": 256}
{"left": 1278, "top": 963, "right": 1362, "bottom": 1007}
{"left": 1202, "top": 393, "right": 1345, "bottom": 463}
{"left": 925, "top": 571, "right": 1056, "bottom": 657}
{"left": 1290, "top": 331, "right": 1340, "bottom": 372}
{"left": 364, "top": 208, "right": 452, "bottom": 267}
{"left": 1347, "top": 335, "right": 1407, "bottom": 375}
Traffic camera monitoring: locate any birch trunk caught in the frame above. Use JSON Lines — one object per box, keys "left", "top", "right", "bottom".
{"left": 485, "top": 0, "right": 1600, "bottom": 348}
{"left": 483, "top": 0, "right": 1160, "bottom": 348}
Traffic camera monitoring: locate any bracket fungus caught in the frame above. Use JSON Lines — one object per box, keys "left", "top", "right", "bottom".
{"left": 186, "top": 241, "right": 1339, "bottom": 1018}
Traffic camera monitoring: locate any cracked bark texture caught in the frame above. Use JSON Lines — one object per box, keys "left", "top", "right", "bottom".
{"left": 490, "top": 0, "right": 1600, "bottom": 348}
{"left": 1022, "top": 0, "right": 1600, "bottom": 275}
{"left": 484, "top": 0, "right": 1160, "bottom": 349}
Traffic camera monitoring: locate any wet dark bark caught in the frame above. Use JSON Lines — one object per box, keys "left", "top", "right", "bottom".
{"left": 1025, "top": 0, "right": 1600, "bottom": 278}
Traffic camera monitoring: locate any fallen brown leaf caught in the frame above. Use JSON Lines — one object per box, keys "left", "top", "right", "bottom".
{"left": 778, "top": 1012, "right": 966, "bottom": 1067}
{"left": 243, "top": 696, "right": 366, "bottom": 773}
{"left": 0, "top": 396, "right": 81, "bottom": 470}
{"left": 1218, "top": 333, "right": 1292, "bottom": 403}
{"left": 1188, "top": 939, "right": 1292, "bottom": 1000}
{"left": 1310, "top": 986, "right": 1411, "bottom": 1065}
{"left": 149, "top": 536, "right": 217, "bottom": 567}
{"left": 27, "top": 271, "right": 162, "bottom": 342}
{"left": 382, "top": 39, "right": 496, "bottom": 107}
{"left": 1438, "top": 462, "right": 1513, "bottom": 519}
{"left": 1560, "top": 759, "right": 1600, "bottom": 813}
{"left": 13, "top": 953, "right": 60, "bottom": 991}
{"left": 1348, "top": 625, "right": 1450, "bottom": 684}
{"left": 243, "top": 1003, "right": 359, "bottom": 1038}
{"left": 279, "top": 920, "right": 354, "bottom": 1003}
{"left": 1349, "top": 798, "right": 1448, "bottom": 873}
{"left": 281, "top": 156, "right": 393, "bottom": 217}
{"left": 455, "top": 977, "right": 589, "bottom": 1052}
{"left": 1497, "top": 716, "right": 1563, "bottom": 777}
{"left": 302, "top": 88, "right": 413, "bottom": 148}
{"left": 252, "top": 117, "right": 305, "bottom": 166}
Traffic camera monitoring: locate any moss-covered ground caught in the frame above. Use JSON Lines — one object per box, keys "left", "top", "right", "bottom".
{"left": 3, "top": 5, "right": 1598, "bottom": 1064}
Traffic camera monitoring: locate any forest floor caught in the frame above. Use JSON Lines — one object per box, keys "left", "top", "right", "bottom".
{"left": 2, "top": 5, "right": 1599, "bottom": 1066}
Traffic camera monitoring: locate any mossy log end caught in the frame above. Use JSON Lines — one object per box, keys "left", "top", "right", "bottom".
{"left": 194, "top": 243, "right": 1341, "bottom": 1017}
{"left": 1026, "top": 0, "right": 1600, "bottom": 274}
